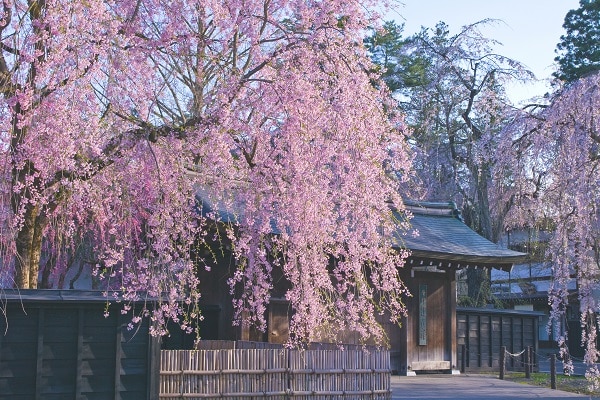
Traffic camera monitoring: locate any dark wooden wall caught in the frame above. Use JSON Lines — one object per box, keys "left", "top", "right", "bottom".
{"left": 0, "top": 290, "right": 160, "bottom": 400}
{"left": 457, "top": 307, "right": 542, "bottom": 371}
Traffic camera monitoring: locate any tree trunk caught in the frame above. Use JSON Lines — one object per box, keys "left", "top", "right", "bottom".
{"left": 476, "top": 171, "right": 493, "bottom": 241}
{"left": 466, "top": 267, "right": 490, "bottom": 306}
{"left": 13, "top": 201, "right": 46, "bottom": 289}
{"left": 462, "top": 167, "right": 494, "bottom": 307}
{"left": 39, "top": 250, "right": 55, "bottom": 289}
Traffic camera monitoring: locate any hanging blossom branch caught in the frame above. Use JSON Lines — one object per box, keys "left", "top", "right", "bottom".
{"left": 1, "top": 0, "right": 411, "bottom": 346}
{"left": 497, "top": 73, "right": 600, "bottom": 388}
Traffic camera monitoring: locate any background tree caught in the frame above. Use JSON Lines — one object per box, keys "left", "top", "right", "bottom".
{"left": 367, "top": 20, "right": 533, "bottom": 305}
{"left": 554, "top": 0, "right": 600, "bottom": 84}
{"left": 497, "top": 72, "right": 600, "bottom": 385}
{"left": 364, "top": 21, "right": 431, "bottom": 93}
{"left": 0, "top": 0, "right": 412, "bottom": 344}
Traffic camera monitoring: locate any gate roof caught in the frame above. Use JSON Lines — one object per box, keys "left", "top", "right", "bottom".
{"left": 395, "top": 201, "right": 526, "bottom": 271}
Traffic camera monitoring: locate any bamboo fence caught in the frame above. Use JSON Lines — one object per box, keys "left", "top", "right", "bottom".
{"left": 159, "top": 345, "right": 391, "bottom": 399}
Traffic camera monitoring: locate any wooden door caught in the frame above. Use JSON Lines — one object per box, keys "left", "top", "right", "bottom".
{"left": 409, "top": 271, "right": 453, "bottom": 371}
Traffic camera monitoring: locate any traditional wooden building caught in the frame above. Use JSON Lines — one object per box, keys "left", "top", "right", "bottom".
{"left": 189, "top": 199, "right": 527, "bottom": 375}
{"left": 0, "top": 198, "right": 528, "bottom": 397}
{"left": 387, "top": 201, "right": 526, "bottom": 375}
{"left": 489, "top": 229, "right": 586, "bottom": 357}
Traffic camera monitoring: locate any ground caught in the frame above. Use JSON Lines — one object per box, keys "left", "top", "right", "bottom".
{"left": 499, "top": 372, "right": 600, "bottom": 396}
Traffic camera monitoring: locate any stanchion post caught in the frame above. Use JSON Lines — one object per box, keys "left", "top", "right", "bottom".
{"left": 499, "top": 346, "right": 506, "bottom": 380}
{"left": 461, "top": 344, "right": 466, "bottom": 373}
{"left": 525, "top": 347, "right": 530, "bottom": 379}
{"left": 529, "top": 346, "right": 536, "bottom": 373}
{"left": 550, "top": 354, "right": 557, "bottom": 390}
{"left": 529, "top": 346, "right": 534, "bottom": 375}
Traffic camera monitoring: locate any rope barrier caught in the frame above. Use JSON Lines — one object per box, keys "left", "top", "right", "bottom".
{"left": 459, "top": 345, "right": 543, "bottom": 367}
{"left": 531, "top": 350, "right": 552, "bottom": 361}
{"left": 456, "top": 343, "right": 600, "bottom": 376}
{"left": 495, "top": 346, "right": 600, "bottom": 391}
{"left": 506, "top": 349, "right": 526, "bottom": 358}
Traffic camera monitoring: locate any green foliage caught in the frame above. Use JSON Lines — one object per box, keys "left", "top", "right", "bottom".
{"left": 367, "top": 19, "right": 532, "bottom": 239}
{"left": 364, "top": 21, "right": 431, "bottom": 93}
{"left": 555, "top": 0, "right": 600, "bottom": 84}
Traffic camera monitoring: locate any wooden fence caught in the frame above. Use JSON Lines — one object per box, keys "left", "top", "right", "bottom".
{"left": 0, "top": 290, "right": 160, "bottom": 400}
{"left": 159, "top": 347, "right": 391, "bottom": 399}
{"left": 456, "top": 307, "right": 543, "bottom": 372}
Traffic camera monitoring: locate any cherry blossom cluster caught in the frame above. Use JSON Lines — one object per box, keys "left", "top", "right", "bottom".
{"left": 497, "top": 73, "right": 600, "bottom": 386}
{"left": 0, "top": 0, "right": 412, "bottom": 346}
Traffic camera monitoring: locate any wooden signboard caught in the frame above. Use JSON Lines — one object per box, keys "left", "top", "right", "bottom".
{"left": 419, "top": 284, "right": 427, "bottom": 345}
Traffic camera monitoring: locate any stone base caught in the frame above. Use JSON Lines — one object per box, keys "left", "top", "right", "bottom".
{"left": 411, "top": 361, "right": 451, "bottom": 371}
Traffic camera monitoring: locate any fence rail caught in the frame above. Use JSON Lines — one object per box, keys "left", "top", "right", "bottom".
{"left": 159, "top": 347, "right": 391, "bottom": 399}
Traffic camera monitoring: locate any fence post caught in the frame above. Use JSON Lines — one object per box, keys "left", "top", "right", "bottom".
{"left": 499, "top": 346, "right": 506, "bottom": 380}
{"left": 550, "top": 354, "right": 557, "bottom": 390}
{"left": 461, "top": 344, "right": 466, "bottom": 373}
{"left": 286, "top": 348, "right": 292, "bottom": 398}
{"left": 179, "top": 351, "right": 185, "bottom": 399}
{"left": 525, "top": 347, "right": 530, "bottom": 379}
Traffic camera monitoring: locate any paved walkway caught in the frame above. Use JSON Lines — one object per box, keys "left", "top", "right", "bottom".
{"left": 390, "top": 375, "right": 600, "bottom": 399}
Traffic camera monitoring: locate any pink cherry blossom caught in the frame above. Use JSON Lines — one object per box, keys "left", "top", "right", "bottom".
{"left": 0, "top": 0, "right": 411, "bottom": 345}
{"left": 497, "top": 73, "right": 600, "bottom": 386}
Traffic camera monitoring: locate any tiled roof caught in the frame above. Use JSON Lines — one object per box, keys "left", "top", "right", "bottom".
{"left": 395, "top": 201, "right": 526, "bottom": 269}
{"left": 196, "top": 190, "right": 526, "bottom": 269}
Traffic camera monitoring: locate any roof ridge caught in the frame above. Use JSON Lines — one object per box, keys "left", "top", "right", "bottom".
{"left": 404, "top": 199, "right": 461, "bottom": 219}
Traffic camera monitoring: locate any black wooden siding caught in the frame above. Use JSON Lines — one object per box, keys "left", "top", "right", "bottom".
{"left": 0, "top": 290, "right": 160, "bottom": 400}
{"left": 456, "top": 307, "right": 543, "bottom": 372}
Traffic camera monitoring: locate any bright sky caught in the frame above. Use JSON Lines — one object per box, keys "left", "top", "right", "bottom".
{"left": 387, "top": 0, "right": 581, "bottom": 105}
